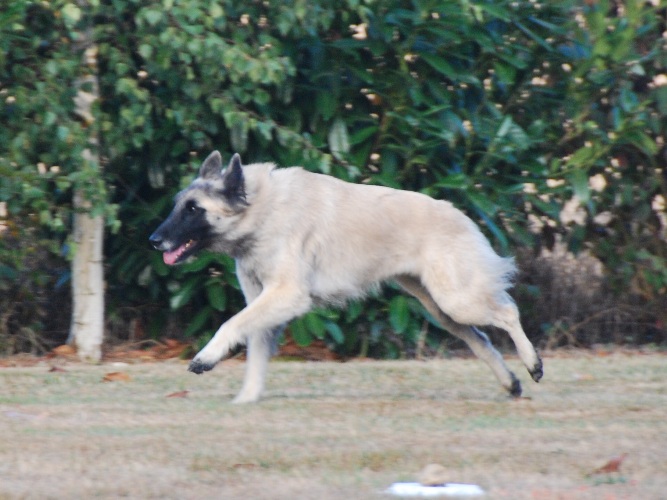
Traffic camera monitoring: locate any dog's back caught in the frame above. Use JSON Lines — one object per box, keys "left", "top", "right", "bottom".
{"left": 239, "top": 163, "right": 514, "bottom": 309}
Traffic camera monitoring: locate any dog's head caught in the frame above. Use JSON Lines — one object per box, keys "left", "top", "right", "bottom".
{"left": 149, "top": 151, "right": 250, "bottom": 265}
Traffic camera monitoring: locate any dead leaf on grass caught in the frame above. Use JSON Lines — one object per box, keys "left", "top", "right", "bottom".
{"left": 156, "top": 339, "right": 191, "bottom": 360}
{"left": 232, "top": 463, "right": 259, "bottom": 470}
{"left": 49, "top": 344, "right": 77, "bottom": 358}
{"left": 166, "top": 390, "right": 189, "bottom": 398}
{"left": 105, "top": 339, "right": 192, "bottom": 362}
{"left": 102, "top": 372, "right": 131, "bottom": 383}
{"left": 589, "top": 453, "right": 628, "bottom": 476}
{"left": 278, "top": 338, "right": 340, "bottom": 361}
{"left": 48, "top": 366, "right": 67, "bottom": 373}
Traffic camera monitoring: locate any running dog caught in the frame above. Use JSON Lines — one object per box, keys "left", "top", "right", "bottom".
{"left": 149, "top": 151, "right": 543, "bottom": 403}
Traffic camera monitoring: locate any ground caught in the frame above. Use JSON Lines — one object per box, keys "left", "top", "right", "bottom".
{"left": 1, "top": 351, "right": 666, "bottom": 499}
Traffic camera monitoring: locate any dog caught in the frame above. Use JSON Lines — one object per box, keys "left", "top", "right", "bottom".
{"left": 149, "top": 151, "right": 543, "bottom": 403}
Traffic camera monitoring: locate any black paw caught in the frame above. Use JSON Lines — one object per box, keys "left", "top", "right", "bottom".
{"left": 529, "top": 356, "right": 544, "bottom": 383}
{"left": 188, "top": 359, "right": 215, "bottom": 375}
{"left": 509, "top": 374, "right": 522, "bottom": 398}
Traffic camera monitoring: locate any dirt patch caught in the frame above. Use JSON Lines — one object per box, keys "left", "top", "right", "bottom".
{"left": 1, "top": 351, "right": 666, "bottom": 499}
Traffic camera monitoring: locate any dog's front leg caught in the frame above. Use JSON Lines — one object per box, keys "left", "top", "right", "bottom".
{"left": 231, "top": 328, "right": 282, "bottom": 404}
{"left": 188, "top": 284, "right": 311, "bottom": 395}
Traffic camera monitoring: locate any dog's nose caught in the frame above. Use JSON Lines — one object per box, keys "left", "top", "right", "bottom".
{"left": 149, "top": 232, "right": 163, "bottom": 250}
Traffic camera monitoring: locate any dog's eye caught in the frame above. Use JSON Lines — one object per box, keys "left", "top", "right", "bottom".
{"left": 185, "top": 200, "right": 199, "bottom": 213}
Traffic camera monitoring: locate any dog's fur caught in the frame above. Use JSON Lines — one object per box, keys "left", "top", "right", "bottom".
{"left": 150, "top": 151, "right": 543, "bottom": 403}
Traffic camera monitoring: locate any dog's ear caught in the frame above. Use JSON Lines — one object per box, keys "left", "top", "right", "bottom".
{"left": 221, "top": 153, "right": 247, "bottom": 206}
{"left": 198, "top": 150, "right": 223, "bottom": 179}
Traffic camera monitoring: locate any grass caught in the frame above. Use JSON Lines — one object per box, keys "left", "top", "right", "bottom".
{"left": 1, "top": 351, "right": 666, "bottom": 499}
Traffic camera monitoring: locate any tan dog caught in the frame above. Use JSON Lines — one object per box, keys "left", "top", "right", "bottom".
{"left": 150, "top": 151, "right": 542, "bottom": 403}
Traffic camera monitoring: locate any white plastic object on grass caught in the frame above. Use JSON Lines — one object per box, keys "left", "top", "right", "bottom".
{"left": 385, "top": 482, "right": 484, "bottom": 497}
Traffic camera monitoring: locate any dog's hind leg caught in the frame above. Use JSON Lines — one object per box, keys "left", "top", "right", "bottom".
{"left": 396, "top": 275, "right": 522, "bottom": 397}
{"left": 487, "top": 298, "right": 543, "bottom": 383}
{"left": 418, "top": 268, "right": 543, "bottom": 387}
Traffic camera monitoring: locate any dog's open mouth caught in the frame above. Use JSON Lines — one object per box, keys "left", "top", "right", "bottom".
{"left": 163, "top": 239, "right": 197, "bottom": 265}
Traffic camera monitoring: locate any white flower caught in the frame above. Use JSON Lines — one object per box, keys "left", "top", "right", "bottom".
{"left": 523, "top": 183, "right": 537, "bottom": 194}
{"left": 560, "top": 196, "right": 586, "bottom": 226}
{"left": 589, "top": 174, "right": 607, "bottom": 192}
{"left": 653, "top": 74, "right": 667, "bottom": 87}
{"left": 593, "top": 211, "right": 613, "bottom": 226}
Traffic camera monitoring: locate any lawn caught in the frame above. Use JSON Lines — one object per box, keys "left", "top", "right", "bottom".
{"left": 1, "top": 351, "right": 666, "bottom": 499}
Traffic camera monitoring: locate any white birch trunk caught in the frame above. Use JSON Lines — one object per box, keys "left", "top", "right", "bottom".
{"left": 70, "top": 183, "right": 104, "bottom": 362}
{"left": 68, "top": 43, "right": 104, "bottom": 362}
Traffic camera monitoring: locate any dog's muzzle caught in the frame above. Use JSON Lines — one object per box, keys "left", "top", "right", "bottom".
{"left": 149, "top": 232, "right": 166, "bottom": 251}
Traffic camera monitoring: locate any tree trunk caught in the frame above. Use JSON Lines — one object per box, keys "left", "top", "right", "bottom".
{"left": 70, "top": 183, "right": 104, "bottom": 362}
{"left": 68, "top": 41, "right": 104, "bottom": 362}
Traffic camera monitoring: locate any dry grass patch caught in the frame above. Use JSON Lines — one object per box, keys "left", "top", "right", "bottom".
{"left": 1, "top": 352, "right": 666, "bottom": 499}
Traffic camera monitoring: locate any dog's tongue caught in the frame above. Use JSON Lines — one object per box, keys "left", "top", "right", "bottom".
{"left": 163, "top": 250, "right": 179, "bottom": 266}
{"left": 163, "top": 242, "right": 188, "bottom": 266}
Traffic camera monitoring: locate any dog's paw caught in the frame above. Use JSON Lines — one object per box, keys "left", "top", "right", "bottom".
{"left": 188, "top": 358, "right": 216, "bottom": 375}
{"left": 529, "top": 356, "right": 544, "bottom": 383}
{"left": 508, "top": 375, "right": 522, "bottom": 398}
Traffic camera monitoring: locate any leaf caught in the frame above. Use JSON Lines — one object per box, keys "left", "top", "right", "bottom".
{"left": 494, "top": 62, "right": 517, "bottom": 84}
{"left": 170, "top": 277, "right": 199, "bottom": 310}
{"left": 389, "top": 295, "right": 410, "bottom": 334}
{"left": 304, "top": 313, "right": 326, "bottom": 339}
{"left": 513, "top": 20, "right": 553, "bottom": 51}
{"left": 223, "top": 111, "right": 249, "bottom": 153}
{"left": 143, "top": 9, "right": 164, "bottom": 27}
{"left": 48, "top": 366, "right": 67, "bottom": 373}
{"left": 475, "top": 3, "right": 511, "bottom": 21}
{"left": 183, "top": 306, "right": 213, "bottom": 337}
{"left": 590, "top": 453, "right": 628, "bottom": 475}
{"left": 61, "top": 3, "right": 82, "bottom": 27}
{"left": 622, "top": 130, "right": 657, "bottom": 155}
{"left": 436, "top": 173, "right": 468, "bottom": 189}
{"left": 139, "top": 44, "right": 153, "bottom": 60}
{"left": 179, "top": 252, "right": 216, "bottom": 273}
{"left": 419, "top": 52, "right": 458, "bottom": 80}
{"left": 50, "top": 344, "right": 77, "bottom": 357}
{"left": 290, "top": 318, "right": 313, "bottom": 347}
{"left": 566, "top": 146, "right": 596, "bottom": 169}
{"left": 567, "top": 169, "right": 590, "bottom": 204}
{"left": 206, "top": 283, "right": 226, "bottom": 311}
{"left": 102, "top": 372, "right": 131, "bottom": 383}
{"left": 166, "top": 390, "right": 189, "bottom": 398}
{"left": 467, "top": 191, "right": 497, "bottom": 216}
{"left": 324, "top": 321, "right": 345, "bottom": 344}
{"left": 155, "top": 339, "right": 191, "bottom": 359}
{"left": 328, "top": 118, "right": 350, "bottom": 160}
{"left": 349, "top": 125, "right": 378, "bottom": 146}
{"left": 232, "top": 463, "right": 259, "bottom": 470}
{"left": 316, "top": 92, "right": 337, "bottom": 121}
{"left": 478, "top": 212, "right": 509, "bottom": 252}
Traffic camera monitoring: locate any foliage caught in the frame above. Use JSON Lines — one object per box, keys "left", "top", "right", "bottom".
{"left": 0, "top": 1, "right": 112, "bottom": 229}
{"left": 0, "top": 1, "right": 106, "bottom": 350}
{"left": 1, "top": 0, "right": 665, "bottom": 356}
